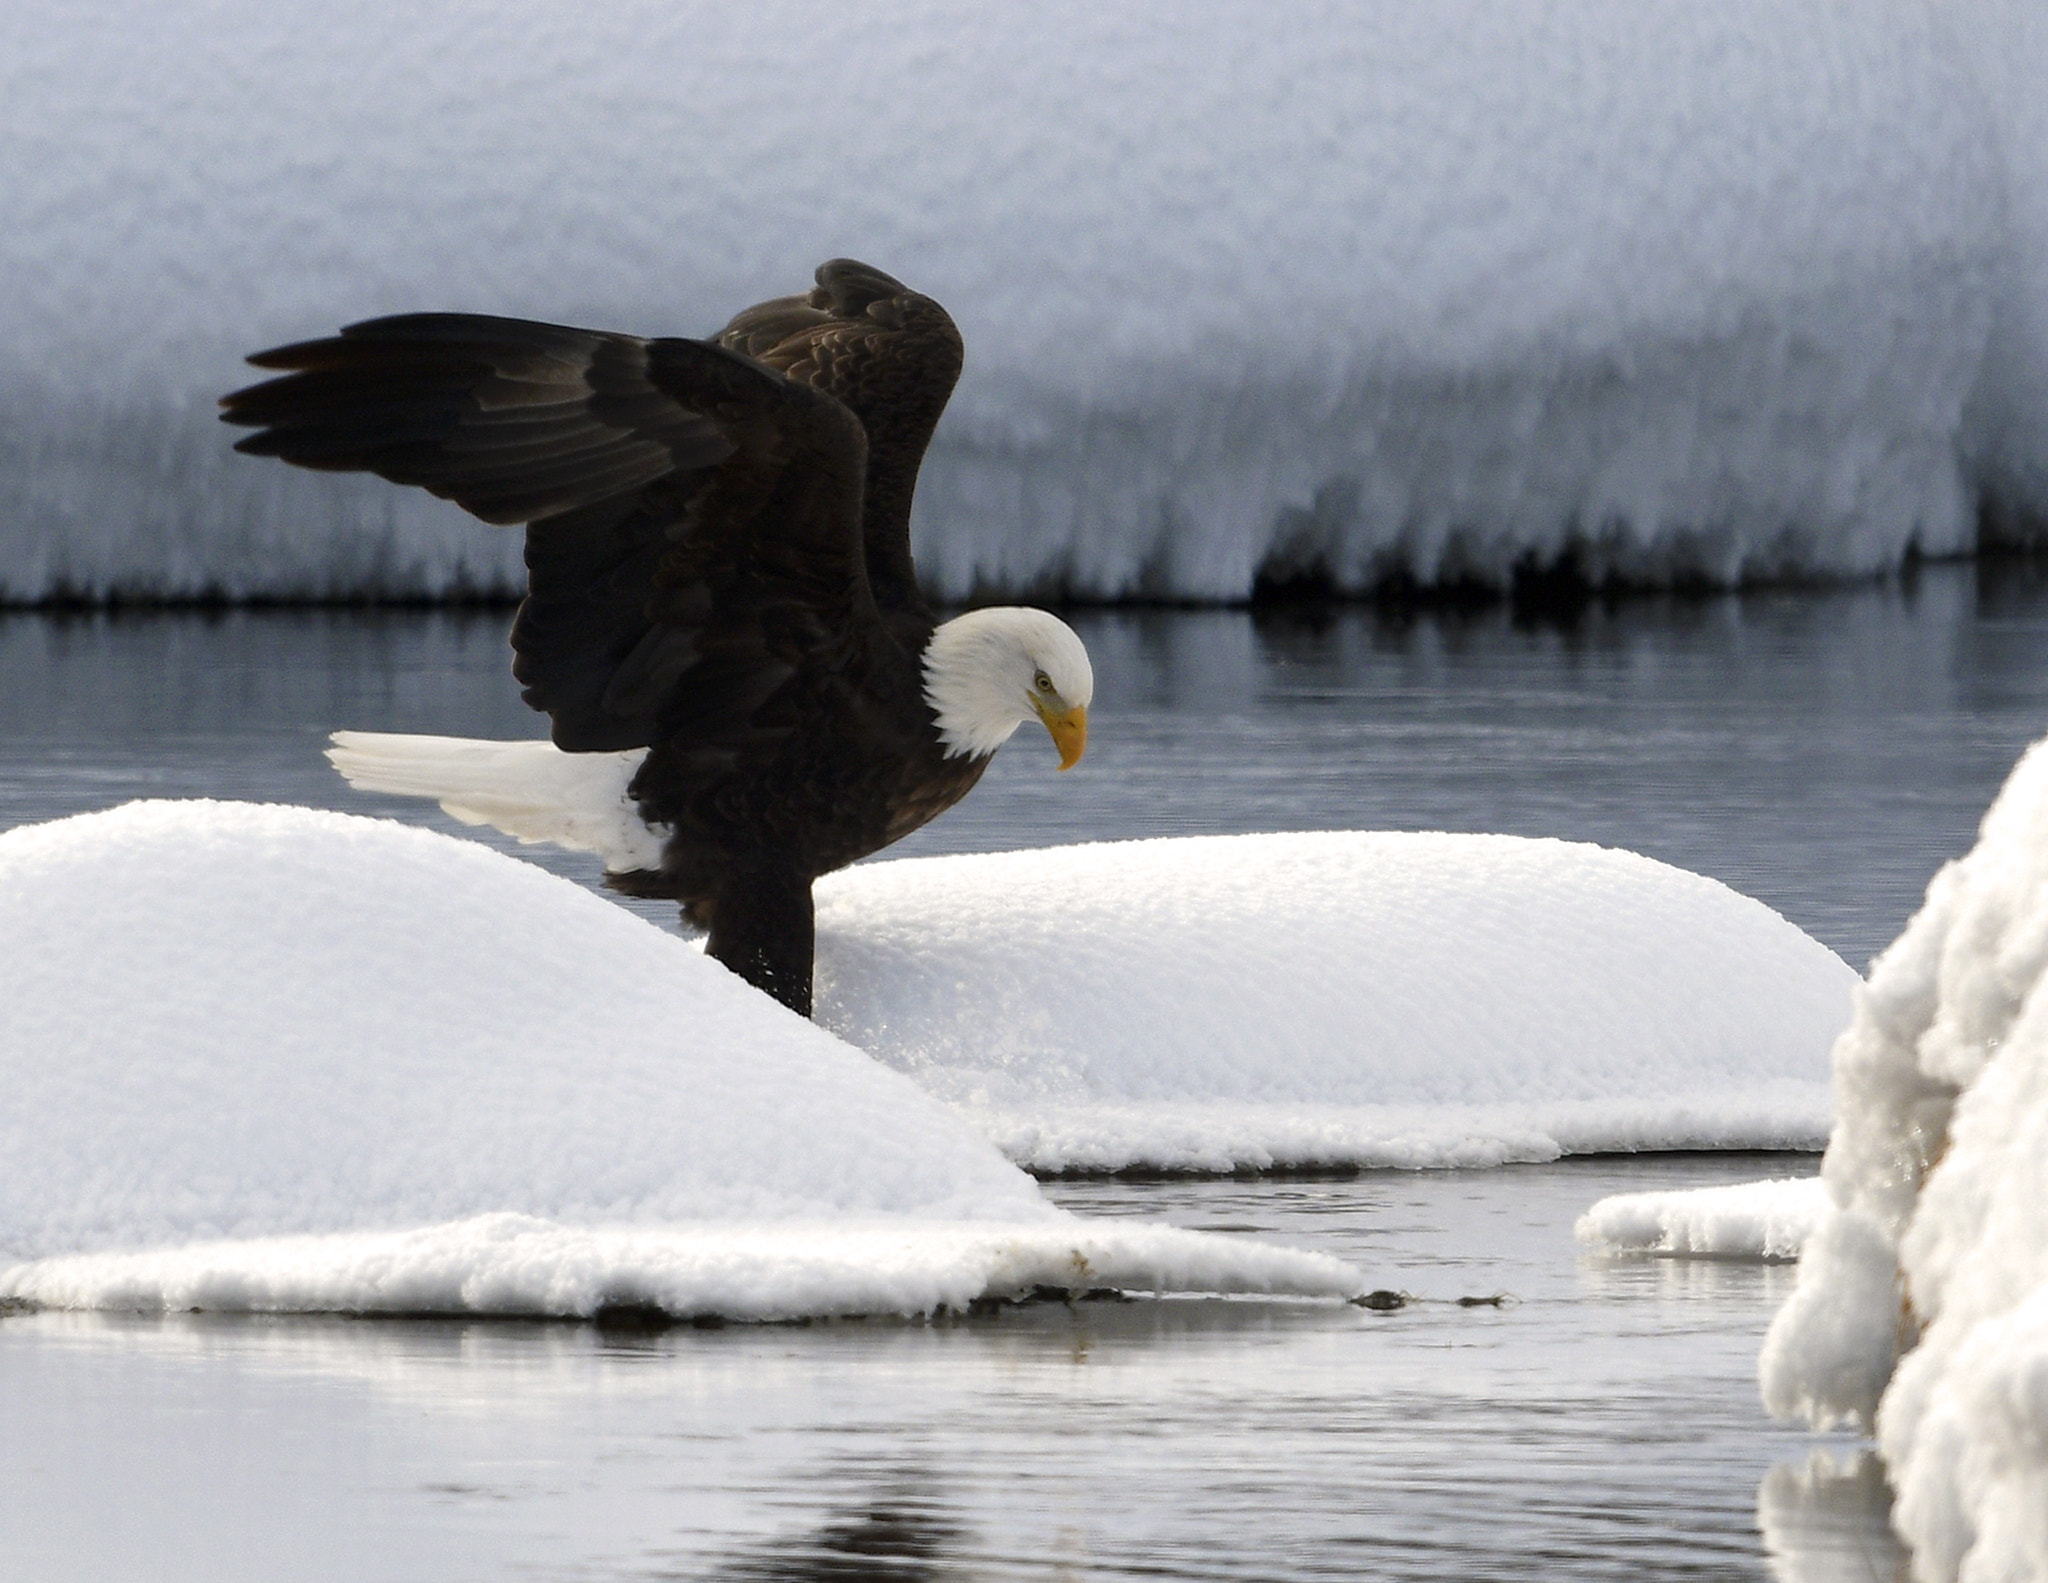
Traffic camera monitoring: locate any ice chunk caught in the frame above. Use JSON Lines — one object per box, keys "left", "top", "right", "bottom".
{"left": 1575, "top": 1177, "right": 1827, "bottom": 1261}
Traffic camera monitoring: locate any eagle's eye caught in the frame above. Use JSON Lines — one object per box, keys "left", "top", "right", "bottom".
{"left": 1034, "top": 671, "right": 1054, "bottom": 693}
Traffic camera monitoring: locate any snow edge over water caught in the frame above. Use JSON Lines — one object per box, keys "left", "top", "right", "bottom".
{"left": 0, "top": 1215, "right": 1361, "bottom": 1322}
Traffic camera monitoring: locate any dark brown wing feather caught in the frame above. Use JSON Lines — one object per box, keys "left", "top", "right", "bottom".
{"left": 221, "top": 315, "right": 874, "bottom": 753}
{"left": 225, "top": 315, "right": 731, "bottom": 523}
{"left": 717, "top": 259, "right": 962, "bottom": 628}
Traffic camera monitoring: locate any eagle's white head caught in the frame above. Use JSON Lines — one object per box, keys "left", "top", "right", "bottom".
{"left": 922, "top": 607, "right": 1093, "bottom": 766}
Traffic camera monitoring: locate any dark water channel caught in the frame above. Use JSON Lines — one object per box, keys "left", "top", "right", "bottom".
{"left": 5, "top": 561, "right": 2044, "bottom": 1577}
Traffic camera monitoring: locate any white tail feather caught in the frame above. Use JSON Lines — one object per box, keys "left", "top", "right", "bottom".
{"left": 326, "top": 731, "right": 667, "bottom": 872}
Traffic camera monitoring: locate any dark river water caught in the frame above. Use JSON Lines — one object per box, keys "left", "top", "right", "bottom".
{"left": 4, "top": 1159, "right": 1887, "bottom": 1582}
{"left": 5, "top": 559, "right": 2044, "bottom": 1578}
{"left": 4, "top": 560, "right": 2045, "bottom": 965}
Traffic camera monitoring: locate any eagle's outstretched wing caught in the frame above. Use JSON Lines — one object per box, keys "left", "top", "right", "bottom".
{"left": 221, "top": 312, "right": 875, "bottom": 753}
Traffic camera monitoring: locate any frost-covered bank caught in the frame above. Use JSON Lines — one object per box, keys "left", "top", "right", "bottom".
{"left": 1759, "top": 738, "right": 2048, "bottom": 1583}
{"left": 5, "top": 1, "right": 2048, "bottom": 601}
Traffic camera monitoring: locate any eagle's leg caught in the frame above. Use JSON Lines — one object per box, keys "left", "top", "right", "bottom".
{"left": 701, "top": 867, "right": 816, "bottom": 1018}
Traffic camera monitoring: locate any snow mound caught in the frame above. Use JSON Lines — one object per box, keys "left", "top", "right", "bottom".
{"left": 1759, "top": 737, "right": 2048, "bottom": 1583}
{"left": 4, "top": 2, "right": 2045, "bottom": 602}
{"left": 0, "top": 801, "right": 1357, "bottom": 1318}
{"left": 814, "top": 832, "right": 1855, "bottom": 1173}
{"left": 1576, "top": 1177, "right": 1827, "bottom": 1261}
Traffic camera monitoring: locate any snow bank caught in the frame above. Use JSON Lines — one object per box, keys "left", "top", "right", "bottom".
{"left": 1947, "top": 2, "right": 2048, "bottom": 541}
{"left": 4, "top": 1, "right": 2044, "bottom": 602}
{"left": 0, "top": 802, "right": 1357, "bottom": 1319}
{"left": 814, "top": 832, "right": 1854, "bottom": 1173}
{"left": 1576, "top": 1177, "right": 1827, "bottom": 1261}
{"left": 1759, "top": 738, "right": 2048, "bottom": 1583}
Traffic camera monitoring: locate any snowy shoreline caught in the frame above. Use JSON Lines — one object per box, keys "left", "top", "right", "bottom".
{"left": 8, "top": 1, "right": 2048, "bottom": 603}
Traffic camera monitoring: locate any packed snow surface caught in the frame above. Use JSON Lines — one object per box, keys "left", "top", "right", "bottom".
{"left": 814, "top": 831, "right": 1854, "bottom": 1173}
{"left": 6, "top": 1, "right": 2048, "bottom": 602}
{"left": 1576, "top": 1177, "right": 1827, "bottom": 1261}
{"left": 1760, "top": 737, "right": 2048, "bottom": 1583}
{"left": 0, "top": 801, "right": 1357, "bottom": 1319}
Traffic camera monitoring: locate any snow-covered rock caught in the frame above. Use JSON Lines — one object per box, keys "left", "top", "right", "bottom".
{"left": 0, "top": 801, "right": 1357, "bottom": 1319}
{"left": 4, "top": 1, "right": 2046, "bottom": 602}
{"left": 1759, "top": 736, "right": 2048, "bottom": 1583}
{"left": 815, "top": 831, "right": 1855, "bottom": 1173}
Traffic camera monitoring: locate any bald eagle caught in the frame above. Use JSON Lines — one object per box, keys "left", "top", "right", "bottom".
{"left": 221, "top": 260, "right": 1092, "bottom": 1017}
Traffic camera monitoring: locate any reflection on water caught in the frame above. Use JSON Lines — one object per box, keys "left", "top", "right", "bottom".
{"left": 1758, "top": 1451, "right": 1908, "bottom": 1583}
{"left": 3, "top": 562, "right": 2045, "bottom": 963}
{"left": 702, "top": 1471, "right": 961, "bottom": 1582}
{"left": 0, "top": 1159, "right": 1898, "bottom": 1582}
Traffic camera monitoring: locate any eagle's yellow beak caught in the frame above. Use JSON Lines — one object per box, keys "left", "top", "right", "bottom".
{"left": 1037, "top": 702, "right": 1088, "bottom": 771}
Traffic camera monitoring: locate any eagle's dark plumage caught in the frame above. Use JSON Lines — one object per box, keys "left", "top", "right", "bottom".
{"left": 222, "top": 261, "right": 1091, "bottom": 1017}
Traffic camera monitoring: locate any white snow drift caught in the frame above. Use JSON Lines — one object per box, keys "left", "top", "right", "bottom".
{"left": 4, "top": 1, "right": 2046, "bottom": 601}
{"left": 1759, "top": 737, "right": 2048, "bottom": 1583}
{"left": 1576, "top": 1177, "right": 1828, "bottom": 1262}
{"left": 814, "top": 831, "right": 1855, "bottom": 1173}
{"left": 0, "top": 801, "right": 1356, "bottom": 1319}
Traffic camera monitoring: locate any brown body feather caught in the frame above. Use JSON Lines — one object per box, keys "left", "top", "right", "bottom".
{"left": 222, "top": 261, "right": 985, "bottom": 1015}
